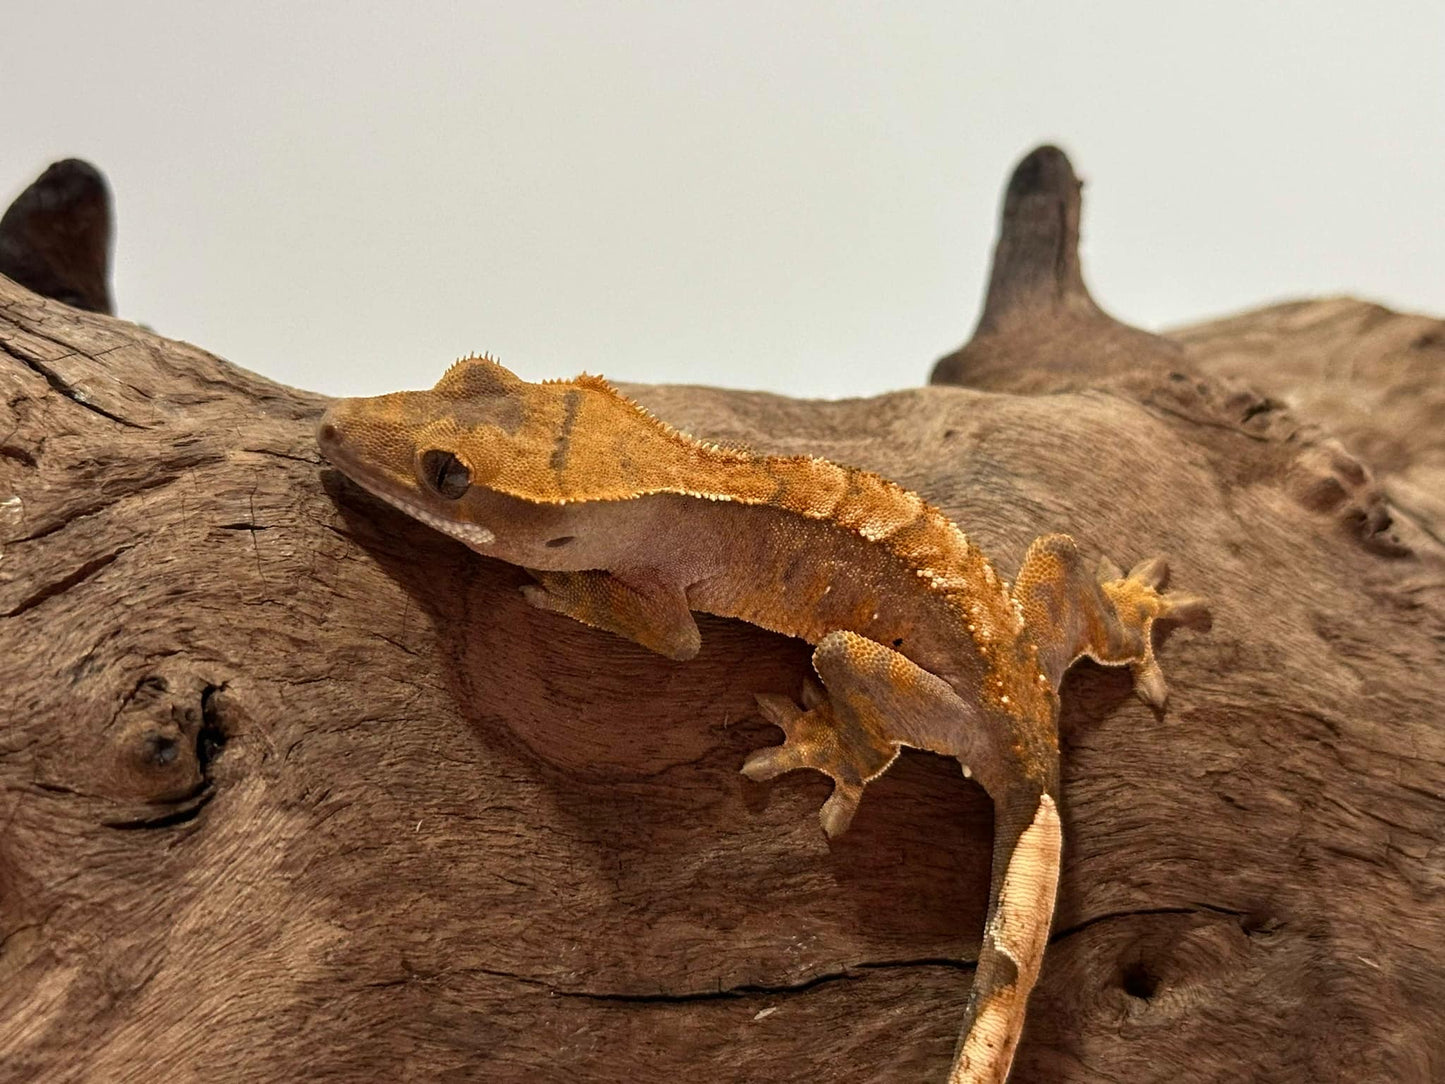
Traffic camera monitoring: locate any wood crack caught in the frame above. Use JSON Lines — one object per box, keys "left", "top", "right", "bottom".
{"left": 555, "top": 956, "right": 976, "bottom": 1004}
{"left": 379, "top": 956, "right": 977, "bottom": 1003}
{"left": 3, "top": 544, "right": 132, "bottom": 617}
{"left": 1049, "top": 903, "right": 1249, "bottom": 946}
{"left": 3, "top": 343, "right": 146, "bottom": 429}
{"left": 101, "top": 786, "right": 215, "bottom": 830}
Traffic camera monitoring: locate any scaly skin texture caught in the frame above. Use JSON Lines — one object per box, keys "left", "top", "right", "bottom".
{"left": 317, "top": 357, "right": 1209, "bottom": 1084}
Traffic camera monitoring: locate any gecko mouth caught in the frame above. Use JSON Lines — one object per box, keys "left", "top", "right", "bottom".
{"left": 317, "top": 425, "right": 496, "bottom": 548}
{"left": 369, "top": 488, "right": 497, "bottom": 548}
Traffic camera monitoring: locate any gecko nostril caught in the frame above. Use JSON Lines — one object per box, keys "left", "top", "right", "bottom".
{"left": 318, "top": 422, "right": 338, "bottom": 444}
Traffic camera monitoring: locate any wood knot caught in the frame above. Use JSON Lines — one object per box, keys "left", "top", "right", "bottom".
{"left": 29, "top": 671, "right": 228, "bottom": 828}
{"left": 106, "top": 675, "right": 218, "bottom": 805}
{"left": 1120, "top": 959, "right": 1161, "bottom": 1001}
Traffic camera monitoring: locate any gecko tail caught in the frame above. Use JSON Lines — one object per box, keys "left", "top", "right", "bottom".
{"left": 949, "top": 790, "right": 1063, "bottom": 1084}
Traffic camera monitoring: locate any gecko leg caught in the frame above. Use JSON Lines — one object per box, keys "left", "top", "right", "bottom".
{"left": 742, "top": 630, "right": 1017, "bottom": 836}
{"left": 1014, "top": 533, "right": 1211, "bottom": 707}
{"left": 744, "top": 629, "right": 1063, "bottom": 1084}
{"left": 521, "top": 569, "right": 701, "bottom": 661}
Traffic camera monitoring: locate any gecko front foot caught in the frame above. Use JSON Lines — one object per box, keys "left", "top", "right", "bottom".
{"left": 743, "top": 678, "right": 897, "bottom": 838}
{"left": 520, "top": 568, "right": 701, "bottom": 661}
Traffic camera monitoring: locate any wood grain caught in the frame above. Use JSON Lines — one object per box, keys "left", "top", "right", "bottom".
{"left": 1, "top": 146, "right": 1441, "bottom": 1082}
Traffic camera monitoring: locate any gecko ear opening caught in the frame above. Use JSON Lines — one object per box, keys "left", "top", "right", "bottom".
{"left": 419, "top": 449, "right": 472, "bottom": 500}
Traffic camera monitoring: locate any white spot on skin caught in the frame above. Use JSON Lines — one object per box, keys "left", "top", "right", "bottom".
{"left": 752, "top": 1006, "right": 778, "bottom": 1021}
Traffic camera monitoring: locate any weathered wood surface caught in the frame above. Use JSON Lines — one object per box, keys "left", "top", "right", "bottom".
{"left": 1175, "top": 298, "right": 1445, "bottom": 547}
{"left": 1, "top": 148, "right": 1442, "bottom": 1082}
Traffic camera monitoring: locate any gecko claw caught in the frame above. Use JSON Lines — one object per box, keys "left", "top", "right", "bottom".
{"left": 744, "top": 694, "right": 811, "bottom": 781}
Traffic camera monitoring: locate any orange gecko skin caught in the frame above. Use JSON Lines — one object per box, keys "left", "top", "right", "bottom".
{"left": 318, "top": 356, "right": 1209, "bottom": 1084}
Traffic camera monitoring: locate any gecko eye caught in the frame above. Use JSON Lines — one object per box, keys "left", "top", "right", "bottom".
{"left": 420, "top": 449, "right": 471, "bottom": 499}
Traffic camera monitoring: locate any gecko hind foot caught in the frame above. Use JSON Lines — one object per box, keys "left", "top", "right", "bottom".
{"left": 1099, "top": 556, "right": 1211, "bottom": 708}
{"left": 743, "top": 683, "right": 896, "bottom": 838}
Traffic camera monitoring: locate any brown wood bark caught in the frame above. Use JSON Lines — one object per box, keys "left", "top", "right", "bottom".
{"left": 1173, "top": 298, "right": 1445, "bottom": 548}
{"left": 0, "top": 160, "right": 114, "bottom": 317}
{"left": 2, "top": 147, "right": 1442, "bottom": 1083}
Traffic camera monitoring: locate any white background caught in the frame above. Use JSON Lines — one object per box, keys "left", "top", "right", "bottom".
{"left": 5, "top": 2, "right": 1442, "bottom": 399}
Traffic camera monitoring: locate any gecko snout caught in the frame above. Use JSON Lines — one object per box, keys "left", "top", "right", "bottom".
{"left": 315, "top": 400, "right": 369, "bottom": 464}
{"left": 315, "top": 402, "right": 349, "bottom": 456}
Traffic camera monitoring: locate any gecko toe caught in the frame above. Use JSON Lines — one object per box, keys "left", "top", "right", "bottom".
{"left": 1132, "top": 657, "right": 1169, "bottom": 708}
{"left": 1127, "top": 556, "right": 1170, "bottom": 590}
{"left": 799, "top": 676, "right": 826, "bottom": 711}
{"left": 819, "top": 783, "right": 863, "bottom": 837}
{"left": 519, "top": 584, "right": 553, "bottom": 611}
{"left": 754, "top": 693, "right": 803, "bottom": 731}
{"left": 741, "top": 745, "right": 804, "bottom": 782}
{"left": 748, "top": 689, "right": 893, "bottom": 835}
{"left": 1161, "top": 591, "right": 1212, "bottom": 631}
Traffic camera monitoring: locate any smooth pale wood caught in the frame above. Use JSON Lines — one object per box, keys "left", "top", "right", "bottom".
{"left": 2, "top": 145, "right": 1443, "bottom": 1082}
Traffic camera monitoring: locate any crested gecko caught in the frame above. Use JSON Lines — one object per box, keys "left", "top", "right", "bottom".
{"left": 316, "top": 356, "right": 1209, "bottom": 1083}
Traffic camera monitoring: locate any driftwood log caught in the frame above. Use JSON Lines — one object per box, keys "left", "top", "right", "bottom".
{"left": 1, "top": 147, "right": 1441, "bottom": 1083}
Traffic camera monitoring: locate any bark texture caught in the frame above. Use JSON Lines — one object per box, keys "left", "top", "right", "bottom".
{"left": 1, "top": 147, "right": 1442, "bottom": 1083}
{"left": 1174, "top": 298, "right": 1445, "bottom": 548}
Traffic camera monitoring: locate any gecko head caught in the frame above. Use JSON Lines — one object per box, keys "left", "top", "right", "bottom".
{"left": 316, "top": 354, "right": 685, "bottom": 560}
